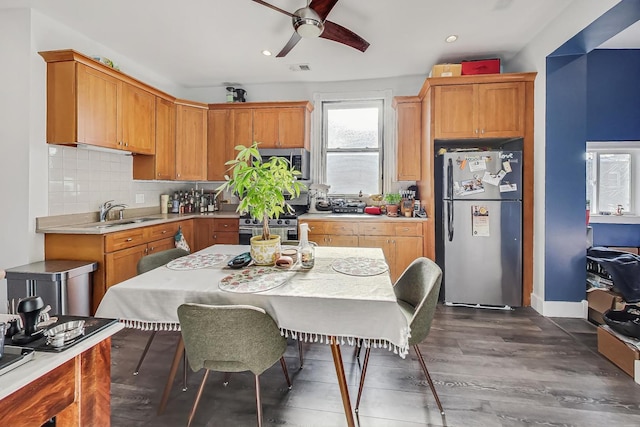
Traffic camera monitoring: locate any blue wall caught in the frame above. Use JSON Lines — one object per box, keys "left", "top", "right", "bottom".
{"left": 545, "top": 0, "right": 640, "bottom": 302}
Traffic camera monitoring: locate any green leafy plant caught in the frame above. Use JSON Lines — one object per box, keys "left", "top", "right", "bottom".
{"left": 216, "top": 142, "right": 305, "bottom": 240}
{"left": 383, "top": 193, "right": 402, "bottom": 205}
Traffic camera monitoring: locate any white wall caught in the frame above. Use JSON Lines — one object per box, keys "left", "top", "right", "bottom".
{"left": 0, "top": 8, "right": 32, "bottom": 310}
{"left": 508, "top": 0, "right": 620, "bottom": 315}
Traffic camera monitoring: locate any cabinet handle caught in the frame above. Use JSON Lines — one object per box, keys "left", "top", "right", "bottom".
{"left": 223, "top": 224, "right": 228, "bottom": 228}
{"left": 125, "top": 238, "right": 133, "bottom": 242}
{"left": 124, "top": 142, "right": 129, "bottom": 147}
{"left": 149, "top": 246, "right": 154, "bottom": 251}
{"left": 481, "top": 129, "right": 485, "bottom": 134}
{"left": 118, "top": 141, "right": 123, "bottom": 146}
{"left": 177, "top": 173, "right": 181, "bottom": 178}
{"left": 161, "top": 230, "right": 167, "bottom": 234}
{"left": 474, "top": 129, "right": 479, "bottom": 134}
{"left": 144, "top": 247, "right": 148, "bottom": 255}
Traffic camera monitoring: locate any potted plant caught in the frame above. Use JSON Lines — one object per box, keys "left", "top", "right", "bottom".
{"left": 216, "top": 142, "right": 305, "bottom": 265}
{"left": 384, "top": 193, "right": 402, "bottom": 217}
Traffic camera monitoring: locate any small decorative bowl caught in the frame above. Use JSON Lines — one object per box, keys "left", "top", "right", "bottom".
{"left": 281, "top": 248, "right": 298, "bottom": 264}
{"left": 45, "top": 320, "right": 85, "bottom": 348}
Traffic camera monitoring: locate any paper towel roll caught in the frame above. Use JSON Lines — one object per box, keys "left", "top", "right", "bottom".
{"left": 160, "top": 194, "right": 169, "bottom": 214}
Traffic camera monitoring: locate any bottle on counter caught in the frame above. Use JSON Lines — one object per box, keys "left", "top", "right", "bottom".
{"left": 299, "top": 223, "right": 314, "bottom": 269}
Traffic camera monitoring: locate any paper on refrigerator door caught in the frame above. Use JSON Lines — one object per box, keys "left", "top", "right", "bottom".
{"left": 471, "top": 205, "right": 490, "bottom": 237}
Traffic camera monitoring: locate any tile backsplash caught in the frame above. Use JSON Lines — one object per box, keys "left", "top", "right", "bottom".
{"left": 47, "top": 145, "right": 219, "bottom": 216}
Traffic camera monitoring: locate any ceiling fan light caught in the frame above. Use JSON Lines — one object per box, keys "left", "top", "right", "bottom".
{"left": 292, "top": 7, "right": 324, "bottom": 38}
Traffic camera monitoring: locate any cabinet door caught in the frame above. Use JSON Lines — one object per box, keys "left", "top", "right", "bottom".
{"left": 396, "top": 101, "right": 422, "bottom": 180}
{"left": 213, "top": 232, "right": 239, "bottom": 245}
{"left": 147, "top": 237, "right": 176, "bottom": 254}
{"left": 278, "top": 107, "right": 306, "bottom": 148}
{"left": 154, "top": 97, "right": 176, "bottom": 179}
{"left": 120, "top": 82, "right": 156, "bottom": 154}
{"left": 252, "top": 108, "right": 279, "bottom": 148}
{"left": 234, "top": 109, "right": 254, "bottom": 147}
{"left": 105, "top": 244, "right": 147, "bottom": 288}
{"left": 359, "top": 236, "right": 394, "bottom": 272}
{"left": 176, "top": 105, "right": 207, "bottom": 180}
{"left": 76, "top": 64, "right": 119, "bottom": 149}
{"left": 393, "top": 236, "right": 423, "bottom": 282}
{"left": 207, "top": 109, "right": 231, "bottom": 181}
{"left": 193, "top": 218, "right": 215, "bottom": 252}
{"left": 433, "top": 85, "right": 477, "bottom": 139}
{"left": 477, "top": 82, "right": 525, "bottom": 137}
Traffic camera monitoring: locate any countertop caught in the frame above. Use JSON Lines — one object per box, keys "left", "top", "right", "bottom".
{"left": 299, "top": 213, "right": 429, "bottom": 221}
{"left": 36, "top": 212, "right": 239, "bottom": 235}
{"left": 0, "top": 321, "right": 123, "bottom": 400}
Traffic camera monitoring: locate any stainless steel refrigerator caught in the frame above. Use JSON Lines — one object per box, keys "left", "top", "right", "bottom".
{"left": 441, "top": 149, "right": 522, "bottom": 308}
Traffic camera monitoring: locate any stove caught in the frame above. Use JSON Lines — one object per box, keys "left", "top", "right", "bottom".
{"left": 239, "top": 215, "right": 299, "bottom": 244}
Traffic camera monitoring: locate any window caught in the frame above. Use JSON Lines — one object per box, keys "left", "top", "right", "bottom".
{"left": 586, "top": 142, "right": 636, "bottom": 215}
{"left": 322, "top": 100, "right": 383, "bottom": 195}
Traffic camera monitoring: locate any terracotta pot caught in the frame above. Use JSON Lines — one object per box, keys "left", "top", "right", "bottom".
{"left": 250, "top": 235, "right": 281, "bottom": 266}
{"left": 386, "top": 204, "right": 399, "bottom": 217}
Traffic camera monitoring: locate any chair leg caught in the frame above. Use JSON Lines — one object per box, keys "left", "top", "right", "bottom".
{"left": 297, "top": 340, "right": 304, "bottom": 369}
{"left": 182, "top": 349, "right": 188, "bottom": 391}
{"left": 223, "top": 372, "right": 231, "bottom": 386}
{"left": 354, "top": 347, "right": 371, "bottom": 413}
{"left": 133, "top": 331, "right": 157, "bottom": 375}
{"left": 413, "top": 345, "right": 445, "bottom": 415}
{"left": 187, "top": 369, "right": 210, "bottom": 427}
{"left": 255, "top": 374, "right": 263, "bottom": 427}
{"left": 280, "top": 356, "right": 292, "bottom": 389}
{"left": 354, "top": 339, "right": 362, "bottom": 360}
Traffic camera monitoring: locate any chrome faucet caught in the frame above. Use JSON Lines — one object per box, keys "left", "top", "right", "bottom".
{"left": 99, "top": 200, "right": 128, "bottom": 222}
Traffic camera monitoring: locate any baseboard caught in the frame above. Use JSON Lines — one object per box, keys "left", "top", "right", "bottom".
{"left": 534, "top": 298, "right": 588, "bottom": 318}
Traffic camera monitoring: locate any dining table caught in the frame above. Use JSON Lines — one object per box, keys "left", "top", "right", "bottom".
{"left": 96, "top": 244, "right": 410, "bottom": 427}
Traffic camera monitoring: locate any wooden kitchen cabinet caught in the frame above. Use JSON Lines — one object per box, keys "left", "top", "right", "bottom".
{"left": 133, "top": 97, "right": 177, "bottom": 180}
{"left": 40, "top": 50, "right": 159, "bottom": 154}
{"left": 176, "top": 100, "right": 208, "bottom": 180}
{"left": 252, "top": 102, "right": 312, "bottom": 149}
{"left": 301, "top": 218, "right": 424, "bottom": 282}
{"left": 207, "top": 108, "right": 253, "bottom": 181}
{"left": 44, "top": 219, "right": 192, "bottom": 314}
{"left": 193, "top": 217, "right": 239, "bottom": 252}
{"left": 433, "top": 81, "right": 525, "bottom": 139}
{"left": 393, "top": 96, "right": 422, "bottom": 181}
{"left": 359, "top": 222, "right": 423, "bottom": 281}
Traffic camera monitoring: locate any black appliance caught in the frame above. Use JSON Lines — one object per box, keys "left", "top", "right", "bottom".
{"left": 238, "top": 214, "right": 299, "bottom": 245}
{"left": 259, "top": 148, "right": 310, "bottom": 181}
{"left": 331, "top": 199, "right": 366, "bottom": 214}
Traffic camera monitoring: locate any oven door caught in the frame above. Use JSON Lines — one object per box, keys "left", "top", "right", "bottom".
{"left": 239, "top": 226, "right": 298, "bottom": 245}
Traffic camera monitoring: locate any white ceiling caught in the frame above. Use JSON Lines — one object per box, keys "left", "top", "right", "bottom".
{"left": 3, "top": 0, "right": 637, "bottom": 88}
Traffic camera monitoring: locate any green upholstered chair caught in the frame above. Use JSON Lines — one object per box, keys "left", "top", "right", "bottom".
{"left": 133, "top": 248, "right": 189, "bottom": 375}
{"left": 177, "top": 303, "right": 292, "bottom": 427}
{"left": 355, "top": 257, "right": 445, "bottom": 415}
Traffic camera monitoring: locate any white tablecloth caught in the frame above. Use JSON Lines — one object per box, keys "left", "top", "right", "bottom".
{"left": 96, "top": 245, "right": 410, "bottom": 357}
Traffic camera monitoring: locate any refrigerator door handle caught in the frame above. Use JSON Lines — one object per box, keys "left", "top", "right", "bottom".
{"left": 447, "top": 200, "right": 454, "bottom": 241}
{"left": 447, "top": 158, "right": 454, "bottom": 199}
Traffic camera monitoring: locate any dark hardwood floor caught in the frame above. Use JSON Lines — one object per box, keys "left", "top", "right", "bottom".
{"left": 109, "top": 305, "right": 640, "bottom": 426}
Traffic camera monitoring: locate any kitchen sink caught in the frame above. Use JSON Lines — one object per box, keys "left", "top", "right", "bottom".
{"left": 90, "top": 217, "right": 159, "bottom": 229}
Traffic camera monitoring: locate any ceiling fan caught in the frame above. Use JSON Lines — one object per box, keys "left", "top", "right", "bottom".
{"left": 252, "top": 0, "right": 370, "bottom": 57}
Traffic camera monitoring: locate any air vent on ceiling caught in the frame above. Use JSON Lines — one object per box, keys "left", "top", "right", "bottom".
{"left": 289, "top": 64, "right": 312, "bottom": 72}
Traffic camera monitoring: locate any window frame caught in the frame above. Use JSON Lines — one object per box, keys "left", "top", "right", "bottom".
{"left": 311, "top": 89, "right": 396, "bottom": 197}
{"left": 321, "top": 99, "right": 384, "bottom": 196}
{"left": 586, "top": 141, "right": 637, "bottom": 216}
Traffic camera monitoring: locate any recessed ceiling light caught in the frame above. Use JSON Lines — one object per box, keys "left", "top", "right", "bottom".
{"left": 445, "top": 35, "right": 458, "bottom": 43}
{"left": 262, "top": 50, "right": 272, "bottom": 56}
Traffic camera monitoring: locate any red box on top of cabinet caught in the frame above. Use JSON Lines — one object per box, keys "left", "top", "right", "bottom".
{"left": 461, "top": 59, "right": 501, "bottom": 75}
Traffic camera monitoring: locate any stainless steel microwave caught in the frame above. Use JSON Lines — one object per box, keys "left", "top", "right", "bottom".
{"left": 258, "top": 148, "right": 310, "bottom": 180}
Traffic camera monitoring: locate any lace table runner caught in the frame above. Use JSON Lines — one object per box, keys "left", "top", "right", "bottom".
{"left": 219, "top": 266, "right": 297, "bottom": 293}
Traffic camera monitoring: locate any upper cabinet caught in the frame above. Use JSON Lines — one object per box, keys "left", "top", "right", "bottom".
{"left": 251, "top": 102, "right": 312, "bottom": 149}
{"left": 175, "top": 100, "right": 208, "bottom": 181}
{"left": 40, "top": 50, "right": 162, "bottom": 154}
{"left": 433, "top": 81, "right": 526, "bottom": 139}
{"left": 207, "top": 107, "right": 253, "bottom": 181}
{"left": 393, "top": 96, "right": 422, "bottom": 181}
{"left": 133, "top": 97, "right": 176, "bottom": 180}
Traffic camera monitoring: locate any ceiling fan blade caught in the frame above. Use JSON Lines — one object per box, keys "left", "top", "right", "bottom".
{"left": 251, "top": 0, "right": 294, "bottom": 17}
{"left": 276, "top": 32, "right": 303, "bottom": 57}
{"left": 320, "top": 20, "right": 370, "bottom": 52}
{"left": 309, "top": 0, "right": 340, "bottom": 21}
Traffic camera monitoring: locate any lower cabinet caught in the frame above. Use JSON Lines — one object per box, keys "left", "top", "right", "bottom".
{"left": 302, "top": 219, "right": 425, "bottom": 282}
{"left": 44, "top": 219, "right": 193, "bottom": 314}
{"left": 192, "top": 217, "right": 239, "bottom": 252}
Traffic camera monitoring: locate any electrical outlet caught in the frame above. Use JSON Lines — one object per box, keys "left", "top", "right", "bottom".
{"left": 135, "top": 194, "right": 145, "bottom": 204}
